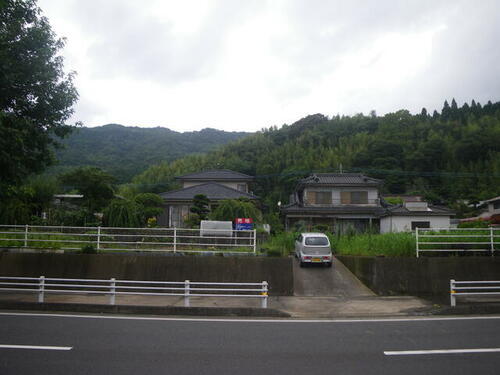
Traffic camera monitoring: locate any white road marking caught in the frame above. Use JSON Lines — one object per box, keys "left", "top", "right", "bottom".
{"left": 0, "top": 344, "right": 72, "bottom": 351}
{"left": 385, "top": 348, "right": 500, "bottom": 356}
{"left": 2, "top": 311, "right": 500, "bottom": 323}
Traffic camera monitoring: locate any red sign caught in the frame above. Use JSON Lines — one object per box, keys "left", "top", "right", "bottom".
{"left": 235, "top": 218, "right": 253, "bottom": 224}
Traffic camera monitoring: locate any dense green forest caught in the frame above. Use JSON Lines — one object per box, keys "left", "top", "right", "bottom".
{"left": 123, "top": 99, "right": 500, "bottom": 214}
{"left": 50, "top": 124, "right": 250, "bottom": 182}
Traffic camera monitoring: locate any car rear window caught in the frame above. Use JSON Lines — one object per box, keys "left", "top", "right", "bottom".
{"left": 305, "top": 237, "right": 329, "bottom": 246}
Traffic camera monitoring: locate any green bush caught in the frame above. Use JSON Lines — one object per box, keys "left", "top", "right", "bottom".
{"left": 458, "top": 220, "right": 491, "bottom": 228}
{"left": 260, "top": 231, "right": 297, "bottom": 256}
{"left": 81, "top": 244, "right": 97, "bottom": 254}
{"left": 266, "top": 248, "right": 283, "bottom": 257}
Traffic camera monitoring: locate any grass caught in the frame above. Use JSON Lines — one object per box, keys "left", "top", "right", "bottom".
{"left": 329, "top": 232, "right": 416, "bottom": 257}
{"left": 0, "top": 228, "right": 255, "bottom": 254}
{"left": 260, "top": 231, "right": 416, "bottom": 257}
{"left": 416, "top": 228, "right": 500, "bottom": 253}
{"left": 259, "top": 231, "right": 297, "bottom": 256}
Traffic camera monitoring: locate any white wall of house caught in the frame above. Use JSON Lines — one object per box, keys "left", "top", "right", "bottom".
{"left": 182, "top": 181, "right": 248, "bottom": 192}
{"left": 380, "top": 215, "right": 451, "bottom": 233}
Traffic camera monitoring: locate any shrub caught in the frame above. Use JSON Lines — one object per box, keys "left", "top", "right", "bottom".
{"left": 81, "top": 244, "right": 97, "bottom": 254}
{"left": 458, "top": 220, "right": 491, "bottom": 228}
{"left": 266, "top": 248, "right": 283, "bottom": 257}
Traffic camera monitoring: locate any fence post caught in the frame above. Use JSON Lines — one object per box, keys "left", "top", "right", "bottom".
{"left": 24, "top": 224, "right": 29, "bottom": 247}
{"left": 184, "top": 280, "right": 190, "bottom": 307}
{"left": 97, "top": 226, "right": 101, "bottom": 250}
{"left": 261, "top": 281, "right": 268, "bottom": 308}
{"left": 415, "top": 228, "right": 419, "bottom": 258}
{"left": 491, "top": 227, "right": 495, "bottom": 256}
{"left": 253, "top": 229, "right": 257, "bottom": 255}
{"left": 38, "top": 276, "right": 45, "bottom": 303}
{"left": 450, "top": 279, "right": 456, "bottom": 307}
{"left": 110, "top": 278, "right": 116, "bottom": 305}
{"left": 173, "top": 228, "right": 177, "bottom": 253}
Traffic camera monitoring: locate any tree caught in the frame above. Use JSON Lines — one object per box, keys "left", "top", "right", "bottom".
{"left": 210, "top": 199, "right": 262, "bottom": 222}
{"left": 103, "top": 199, "right": 141, "bottom": 228}
{"left": 133, "top": 193, "right": 164, "bottom": 224}
{"left": 0, "top": 0, "right": 79, "bottom": 195}
{"left": 190, "top": 194, "right": 210, "bottom": 220}
{"left": 59, "top": 167, "right": 115, "bottom": 213}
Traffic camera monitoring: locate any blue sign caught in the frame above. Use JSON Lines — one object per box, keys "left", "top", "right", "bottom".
{"left": 235, "top": 223, "right": 253, "bottom": 231}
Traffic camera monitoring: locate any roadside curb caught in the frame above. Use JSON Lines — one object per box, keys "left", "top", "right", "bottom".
{"left": 429, "top": 303, "right": 500, "bottom": 316}
{"left": 0, "top": 301, "right": 291, "bottom": 318}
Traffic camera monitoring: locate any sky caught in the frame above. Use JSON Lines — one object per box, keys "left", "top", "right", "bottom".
{"left": 38, "top": 0, "right": 500, "bottom": 132}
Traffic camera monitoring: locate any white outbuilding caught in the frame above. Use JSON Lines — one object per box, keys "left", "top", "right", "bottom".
{"left": 380, "top": 200, "right": 454, "bottom": 233}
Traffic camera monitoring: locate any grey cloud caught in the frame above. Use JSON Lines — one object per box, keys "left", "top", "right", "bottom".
{"left": 68, "top": 0, "right": 258, "bottom": 84}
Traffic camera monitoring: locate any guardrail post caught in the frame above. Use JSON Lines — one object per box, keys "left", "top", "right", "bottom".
{"left": 491, "top": 227, "right": 495, "bottom": 256}
{"left": 24, "top": 224, "right": 29, "bottom": 247}
{"left": 173, "top": 228, "right": 177, "bottom": 253}
{"left": 38, "top": 276, "right": 45, "bottom": 303}
{"left": 253, "top": 229, "right": 257, "bottom": 254}
{"left": 184, "top": 280, "right": 190, "bottom": 307}
{"left": 97, "top": 226, "right": 101, "bottom": 250}
{"left": 415, "top": 228, "right": 419, "bottom": 258}
{"left": 450, "top": 279, "right": 456, "bottom": 307}
{"left": 261, "top": 281, "right": 268, "bottom": 308}
{"left": 110, "top": 278, "right": 116, "bottom": 305}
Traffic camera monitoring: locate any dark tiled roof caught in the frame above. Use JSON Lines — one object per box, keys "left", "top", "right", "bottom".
{"left": 282, "top": 202, "right": 454, "bottom": 217}
{"left": 159, "top": 182, "right": 258, "bottom": 201}
{"left": 176, "top": 169, "right": 253, "bottom": 181}
{"left": 281, "top": 202, "right": 387, "bottom": 216}
{"left": 381, "top": 205, "right": 455, "bottom": 217}
{"left": 299, "top": 173, "right": 382, "bottom": 186}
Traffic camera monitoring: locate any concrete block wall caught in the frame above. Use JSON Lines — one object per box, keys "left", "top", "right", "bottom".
{"left": 0, "top": 253, "right": 294, "bottom": 296}
{"left": 338, "top": 255, "right": 500, "bottom": 297}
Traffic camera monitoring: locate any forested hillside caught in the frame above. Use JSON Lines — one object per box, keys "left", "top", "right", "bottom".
{"left": 51, "top": 124, "right": 250, "bottom": 182}
{"left": 124, "top": 99, "right": 500, "bottom": 213}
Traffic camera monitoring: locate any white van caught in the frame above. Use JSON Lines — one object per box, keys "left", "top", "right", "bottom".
{"left": 294, "top": 233, "right": 332, "bottom": 267}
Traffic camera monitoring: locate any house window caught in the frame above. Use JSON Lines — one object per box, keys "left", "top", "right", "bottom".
{"left": 340, "top": 191, "right": 368, "bottom": 204}
{"left": 306, "top": 191, "right": 332, "bottom": 205}
{"left": 494, "top": 202, "right": 500, "bottom": 209}
{"left": 411, "top": 221, "right": 430, "bottom": 230}
{"left": 170, "top": 205, "right": 190, "bottom": 227}
{"left": 237, "top": 184, "right": 247, "bottom": 192}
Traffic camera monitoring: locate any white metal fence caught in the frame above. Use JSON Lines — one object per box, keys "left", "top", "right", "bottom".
{"left": 416, "top": 227, "right": 500, "bottom": 257}
{"left": 0, "top": 225, "right": 256, "bottom": 254}
{"left": 450, "top": 279, "right": 500, "bottom": 307}
{"left": 0, "top": 276, "right": 269, "bottom": 308}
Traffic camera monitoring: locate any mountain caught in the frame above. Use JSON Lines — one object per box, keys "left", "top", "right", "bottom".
{"left": 126, "top": 99, "right": 500, "bottom": 211}
{"left": 51, "top": 124, "right": 250, "bottom": 182}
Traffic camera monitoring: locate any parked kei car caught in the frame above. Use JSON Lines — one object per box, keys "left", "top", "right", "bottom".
{"left": 294, "top": 233, "right": 332, "bottom": 267}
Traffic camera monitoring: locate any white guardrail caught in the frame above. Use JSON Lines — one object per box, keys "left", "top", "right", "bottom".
{"left": 0, "top": 276, "right": 269, "bottom": 308}
{"left": 0, "top": 225, "right": 257, "bottom": 254}
{"left": 416, "top": 227, "right": 500, "bottom": 257}
{"left": 450, "top": 279, "right": 500, "bottom": 307}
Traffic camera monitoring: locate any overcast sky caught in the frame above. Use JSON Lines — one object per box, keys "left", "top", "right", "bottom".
{"left": 39, "top": 0, "right": 500, "bottom": 132}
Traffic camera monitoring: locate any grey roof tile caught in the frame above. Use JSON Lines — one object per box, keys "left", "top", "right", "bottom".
{"left": 176, "top": 169, "right": 254, "bottom": 181}
{"left": 281, "top": 202, "right": 387, "bottom": 216}
{"left": 382, "top": 204, "right": 455, "bottom": 216}
{"left": 159, "top": 182, "right": 258, "bottom": 201}
{"left": 299, "top": 173, "right": 382, "bottom": 186}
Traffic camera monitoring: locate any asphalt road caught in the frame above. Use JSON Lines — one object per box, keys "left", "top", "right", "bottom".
{"left": 1, "top": 313, "right": 500, "bottom": 375}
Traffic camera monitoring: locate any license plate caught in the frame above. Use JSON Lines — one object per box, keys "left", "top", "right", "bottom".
{"left": 312, "top": 257, "right": 322, "bottom": 262}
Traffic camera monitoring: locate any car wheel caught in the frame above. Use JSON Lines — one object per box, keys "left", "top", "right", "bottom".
{"left": 299, "top": 261, "right": 305, "bottom": 268}
{"left": 326, "top": 262, "right": 332, "bottom": 268}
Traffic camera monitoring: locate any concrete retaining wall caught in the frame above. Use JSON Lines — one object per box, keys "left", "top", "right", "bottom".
{"left": 0, "top": 253, "right": 293, "bottom": 296}
{"left": 337, "top": 255, "right": 500, "bottom": 297}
